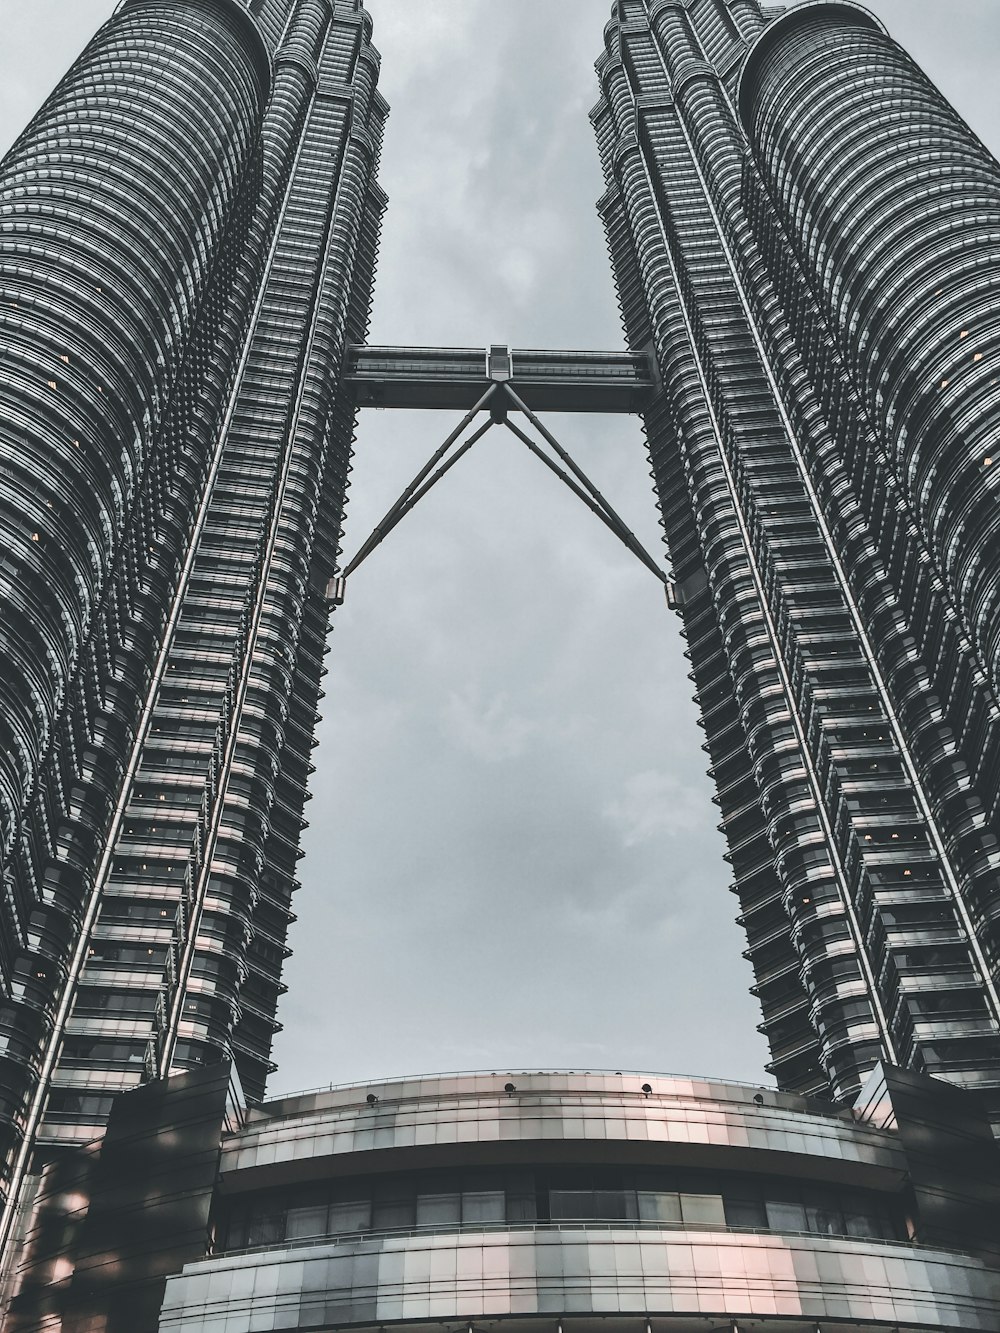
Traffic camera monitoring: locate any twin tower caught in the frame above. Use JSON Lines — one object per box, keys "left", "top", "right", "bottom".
{"left": 2, "top": 0, "right": 1000, "bottom": 1318}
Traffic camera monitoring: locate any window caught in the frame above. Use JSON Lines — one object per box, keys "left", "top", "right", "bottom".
{"left": 328, "top": 1199, "right": 370, "bottom": 1234}
{"left": 416, "top": 1193, "right": 460, "bottom": 1227}
{"left": 217, "top": 1166, "right": 902, "bottom": 1251}
{"left": 637, "top": 1191, "right": 682, "bottom": 1223}
{"left": 285, "top": 1206, "right": 327, "bottom": 1241}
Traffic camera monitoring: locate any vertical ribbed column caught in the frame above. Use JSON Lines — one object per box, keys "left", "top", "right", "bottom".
{"left": 740, "top": 3, "right": 1000, "bottom": 695}
{"left": 36, "top": 0, "right": 388, "bottom": 1145}
{"left": 0, "top": 0, "right": 270, "bottom": 1250}
{"left": 595, "top": 1, "right": 875, "bottom": 1098}
{"left": 252, "top": 0, "right": 296, "bottom": 50}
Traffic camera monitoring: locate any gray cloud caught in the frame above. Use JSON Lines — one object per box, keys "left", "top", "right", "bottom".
{"left": 2, "top": 0, "right": 997, "bottom": 1096}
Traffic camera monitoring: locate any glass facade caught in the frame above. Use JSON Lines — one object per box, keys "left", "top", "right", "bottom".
{"left": 0, "top": 0, "right": 387, "bottom": 1250}
{"left": 592, "top": 0, "right": 1000, "bottom": 1103}
{"left": 219, "top": 1164, "right": 903, "bottom": 1250}
{"left": 160, "top": 1232, "right": 1000, "bottom": 1333}
{"left": 0, "top": 0, "right": 272, "bottom": 1231}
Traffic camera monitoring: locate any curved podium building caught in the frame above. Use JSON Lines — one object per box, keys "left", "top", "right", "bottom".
{"left": 9, "top": 1067, "right": 1000, "bottom": 1331}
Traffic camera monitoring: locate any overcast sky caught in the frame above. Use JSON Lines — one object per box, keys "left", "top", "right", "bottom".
{"left": 2, "top": 1, "right": 999, "bottom": 1097}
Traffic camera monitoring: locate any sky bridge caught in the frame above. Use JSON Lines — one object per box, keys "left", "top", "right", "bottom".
{"left": 345, "top": 343, "right": 657, "bottom": 415}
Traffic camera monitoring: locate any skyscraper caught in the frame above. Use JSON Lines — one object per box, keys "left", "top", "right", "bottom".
{"left": 4, "top": 0, "right": 1000, "bottom": 1328}
{"left": 0, "top": 0, "right": 387, "bottom": 1248}
{"left": 593, "top": 0, "right": 1000, "bottom": 1105}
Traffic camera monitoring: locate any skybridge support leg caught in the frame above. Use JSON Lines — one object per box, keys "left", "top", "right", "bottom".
{"left": 500, "top": 389, "right": 677, "bottom": 605}
{"left": 335, "top": 379, "right": 680, "bottom": 610}
{"left": 342, "top": 384, "right": 497, "bottom": 579}
{"left": 341, "top": 417, "right": 495, "bottom": 581}
{"left": 502, "top": 384, "right": 671, "bottom": 590}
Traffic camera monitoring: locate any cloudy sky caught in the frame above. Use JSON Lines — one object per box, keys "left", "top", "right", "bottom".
{"left": 3, "top": 1, "right": 1000, "bottom": 1096}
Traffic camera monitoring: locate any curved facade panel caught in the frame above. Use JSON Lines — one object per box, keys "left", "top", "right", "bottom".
{"left": 160, "top": 1229, "right": 1000, "bottom": 1332}
{"left": 9, "top": 1067, "right": 1000, "bottom": 1328}
{"left": 228, "top": 1071, "right": 904, "bottom": 1182}
{"left": 740, "top": 4, "right": 1000, "bottom": 692}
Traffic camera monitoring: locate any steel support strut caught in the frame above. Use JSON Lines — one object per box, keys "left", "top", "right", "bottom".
{"left": 342, "top": 384, "right": 498, "bottom": 578}
{"left": 501, "top": 383, "right": 672, "bottom": 595}
{"left": 337, "top": 380, "right": 677, "bottom": 606}
{"left": 502, "top": 417, "right": 670, "bottom": 589}
{"left": 500, "top": 401, "right": 673, "bottom": 597}
{"left": 343, "top": 417, "right": 495, "bottom": 579}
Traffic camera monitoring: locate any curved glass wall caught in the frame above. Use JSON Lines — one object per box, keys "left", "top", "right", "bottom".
{"left": 9, "top": 1068, "right": 1000, "bottom": 1331}
{"left": 218, "top": 1163, "right": 905, "bottom": 1251}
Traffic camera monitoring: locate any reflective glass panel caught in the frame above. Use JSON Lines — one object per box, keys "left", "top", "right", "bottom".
{"left": 329, "top": 1200, "right": 371, "bottom": 1233}
{"left": 463, "top": 1190, "right": 505, "bottom": 1224}
{"left": 679, "top": 1193, "right": 726, "bottom": 1226}
{"left": 286, "top": 1206, "right": 327, "bottom": 1240}
{"left": 416, "top": 1193, "right": 461, "bottom": 1226}
{"left": 766, "top": 1199, "right": 808, "bottom": 1231}
{"left": 637, "top": 1191, "right": 682, "bottom": 1223}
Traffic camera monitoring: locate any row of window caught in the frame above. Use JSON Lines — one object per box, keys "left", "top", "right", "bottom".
{"left": 219, "top": 1165, "right": 904, "bottom": 1251}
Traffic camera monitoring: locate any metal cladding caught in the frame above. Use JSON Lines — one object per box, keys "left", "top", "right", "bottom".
{"left": 0, "top": 0, "right": 387, "bottom": 1232}
{"left": 159, "top": 1072, "right": 1000, "bottom": 1331}
{"left": 593, "top": 0, "right": 1000, "bottom": 1105}
{"left": 740, "top": 3, "right": 1000, "bottom": 695}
